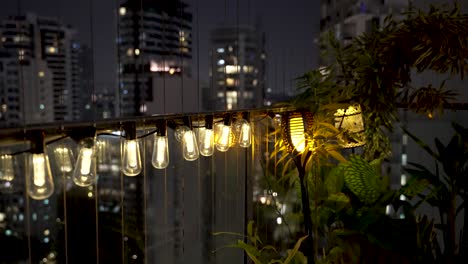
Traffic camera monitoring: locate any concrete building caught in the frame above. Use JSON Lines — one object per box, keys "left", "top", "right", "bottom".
{"left": 208, "top": 26, "right": 266, "bottom": 111}
{"left": 0, "top": 13, "right": 83, "bottom": 127}
{"left": 118, "top": 0, "right": 194, "bottom": 116}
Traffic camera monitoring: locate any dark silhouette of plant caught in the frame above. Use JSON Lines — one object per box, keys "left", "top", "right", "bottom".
{"left": 404, "top": 123, "right": 468, "bottom": 262}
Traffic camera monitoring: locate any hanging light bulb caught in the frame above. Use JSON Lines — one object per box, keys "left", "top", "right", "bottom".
{"left": 199, "top": 115, "right": 214, "bottom": 156}
{"left": 26, "top": 131, "right": 54, "bottom": 200}
{"left": 216, "top": 114, "right": 232, "bottom": 152}
{"left": 235, "top": 112, "right": 251, "bottom": 148}
{"left": 152, "top": 119, "right": 169, "bottom": 169}
{"left": 122, "top": 122, "right": 142, "bottom": 176}
{"left": 53, "top": 146, "right": 74, "bottom": 173}
{"left": 176, "top": 117, "right": 199, "bottom": 161}
{"left": 73, "top": 135, "right": 96, "bottom": 187}
{"left": 0, "top": 154, "right": 15, "bottom": 182}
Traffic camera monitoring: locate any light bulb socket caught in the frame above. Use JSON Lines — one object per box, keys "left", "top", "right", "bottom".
{"left": 205, "top": 115, "right": 213, "bottom": 130}
{"left": 156, "top": 119, "right": 167, "bottom": 136}
{"left": 183, "top": 116, "right": 192, "bottom": 130}
{"left": 29, "top": 130, "right": 45, "bottom": 154}
{"left": 123, "top": 122, "right": 137, "bottom": 140}
{"left": 223, "top": 114, "right": 232, "bottom": 126}
{"left": 241, "top": 112, "right": 250, "bottom": 121}
{"left": 70, "top": 127, "right": 96, "bottom": 145}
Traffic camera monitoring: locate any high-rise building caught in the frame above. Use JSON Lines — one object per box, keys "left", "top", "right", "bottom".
{"left": 0, "top": 13, "right": 83, "bottom": 127}
{"left": 118, "top": 0, "right": 193, "bottom": 116}
{"left": 208, "top": 26, "right": 266, "bottom": 111}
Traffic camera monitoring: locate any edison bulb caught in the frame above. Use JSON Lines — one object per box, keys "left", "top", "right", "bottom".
{"left": 0, "top": 154, "right": 15, "bottom": 181}
{"left": 27, "top": 153, "right": 54, "bottom": 200}
{"left": 53, "top": 146, "right": 74, "bottom": 173}
{"left": 199, "top": 128, "right": 214, "bottom": 156}
{"left": 152, "top": 135, "right": 169, "bottom": 169}
{"left": 235, "top": 119, "right": 251, "bottom": 148}
{"left": 216, "top": 124, "right": 231, "bottom": 152}
{"left": 122, "top": 139, "right": 142, "bottom": 176}
{"left": 182, "top": 130, "right": 199, "bottom": 161}
{"left": 73, "top": 138, "right": 96, "bottom": 187}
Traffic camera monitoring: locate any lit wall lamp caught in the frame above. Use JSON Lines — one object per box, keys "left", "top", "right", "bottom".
{"left": 334, "top": 104, "right": 365, "bottom": 148}
{"left": 26, "top": 131, "right": 54, "bottom": 200}
{"left": 216, "top": 114, "right": 232, "bottom": 152}
{"left": 70, "top": 127, "right": 97, "bottom": 187}
{"left": 152, "top": 119, "right": 169, "bottom": 169}
{"left": 281, "top": 111, "right": 314, "bottom": 263}
{"left": 235, "top": 112, "right": 251, "bottom": 148}
{"left": 199, "top": 115, "right": 214, "bottom": 156}
{"left": 122, "top": 122, "right": 142, "bottom": 176}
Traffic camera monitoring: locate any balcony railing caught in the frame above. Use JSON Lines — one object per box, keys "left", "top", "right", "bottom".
{"left": 0, "top": 107, "right": 293, "bottom": 264}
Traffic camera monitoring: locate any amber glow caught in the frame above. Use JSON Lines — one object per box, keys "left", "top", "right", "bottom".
{"left": 289, "top": 117, "right": 306, "bottom": 153}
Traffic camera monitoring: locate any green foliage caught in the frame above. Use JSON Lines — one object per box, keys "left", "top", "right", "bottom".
{"left": 294, "top": 4, "right": 468, "bottom": 160}
{"left": 342, "top": 155, "right": 383, "bottom": 204}
{"left": 403, "top": 123, "right": 468, "bottom": 261}
{"left": 215, "top": 221, "right": 307, "bottom": 264}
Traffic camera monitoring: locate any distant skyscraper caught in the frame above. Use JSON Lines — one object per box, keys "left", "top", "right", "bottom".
{"left": 208, "top": 26, "right": 266, "bottom": 111}
{"left": 118, "top": 0, "right": 193, "bottom": 116}
{"left": 0, "top": 13, "right": 83, "bottom": 127}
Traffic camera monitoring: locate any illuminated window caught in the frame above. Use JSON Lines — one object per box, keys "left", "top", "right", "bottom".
{"left": 217, "top": 92, "right": 224, "bottom": 98}
{"left": 243, "top": 91, "right": 253, "bottom": 99}
{"left": 179, "top": 30, "right": 186, "bottom": 42}
{"left": 225, "top": 65, "right": 240, "bottom": 74}
{"left": 228, "top": 46, "right": 233, "bottom": 52}
{"left": 225, "top": 78, "right": 236, "bottom": 86}
{"left": 242, "top": 65, "right": 254, "bottom": 73}
{"left": 18, "top": 49, "right": 25, "bottom": 60}
{"left": 134, "top": 48, "right": 140, "bottom": 56}
{"left": 46, "top": 46, "right": 57, "bottom": 54}
{"left": 252, "top": 79, "right": 258, "bottom": 86}
{"left": 216, "top": 47, "right": 225, "bottom": 53}
{"left": 126, "top": 48, "right": 133, "bottom": 56}
{"left": 226, "top": 91, "right": 237, "bottom": 107}
{"left": 119, "top": 7, "right": 127, "bottom": 16}
{"left": 401, "top": 154, "right": 407, "bottom": 166}
{"left": 39, "top": 104, "right": 45, "bottom": 110}
{"left": 38, "top": 71, "right": 45, "bottom": 78}
{"left": 217, "top": 59, "right": 225, "bottom": 65}
{"left": 139, "top": 104, "right": 147, "bottom": 113}
{"left": 400, "top": 174, "right": 407, "bottom": 186}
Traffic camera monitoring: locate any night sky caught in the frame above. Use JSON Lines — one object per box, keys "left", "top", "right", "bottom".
{"left": 0, "top": 0, "right": 319, "bottom": 95}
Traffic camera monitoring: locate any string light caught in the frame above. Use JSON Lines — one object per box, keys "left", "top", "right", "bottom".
{"left": 152, "top": 120, "right": 169, "bottom": 169}
{"left": 215, "top": 114, "right": 232, "bottom": 152}
{"left": 72, "top": 129, "right": 97, "bottom": 187}
{"left": 199, "top": 115, "right": 214, "bottom": 156}
{"left": 26, "top": 131, "right": 54, "bottom": 200}
{"left": 177, "top": 117, "right": 199, "bottom": 161}
{"left": 122, "top": 122, "right": 142, "bottom": 176}
{"left": 235, "top": 112, "right": 251, "bottom": 148}
{"left": 0, "top": 110, "right": 282, "bottom": 188}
